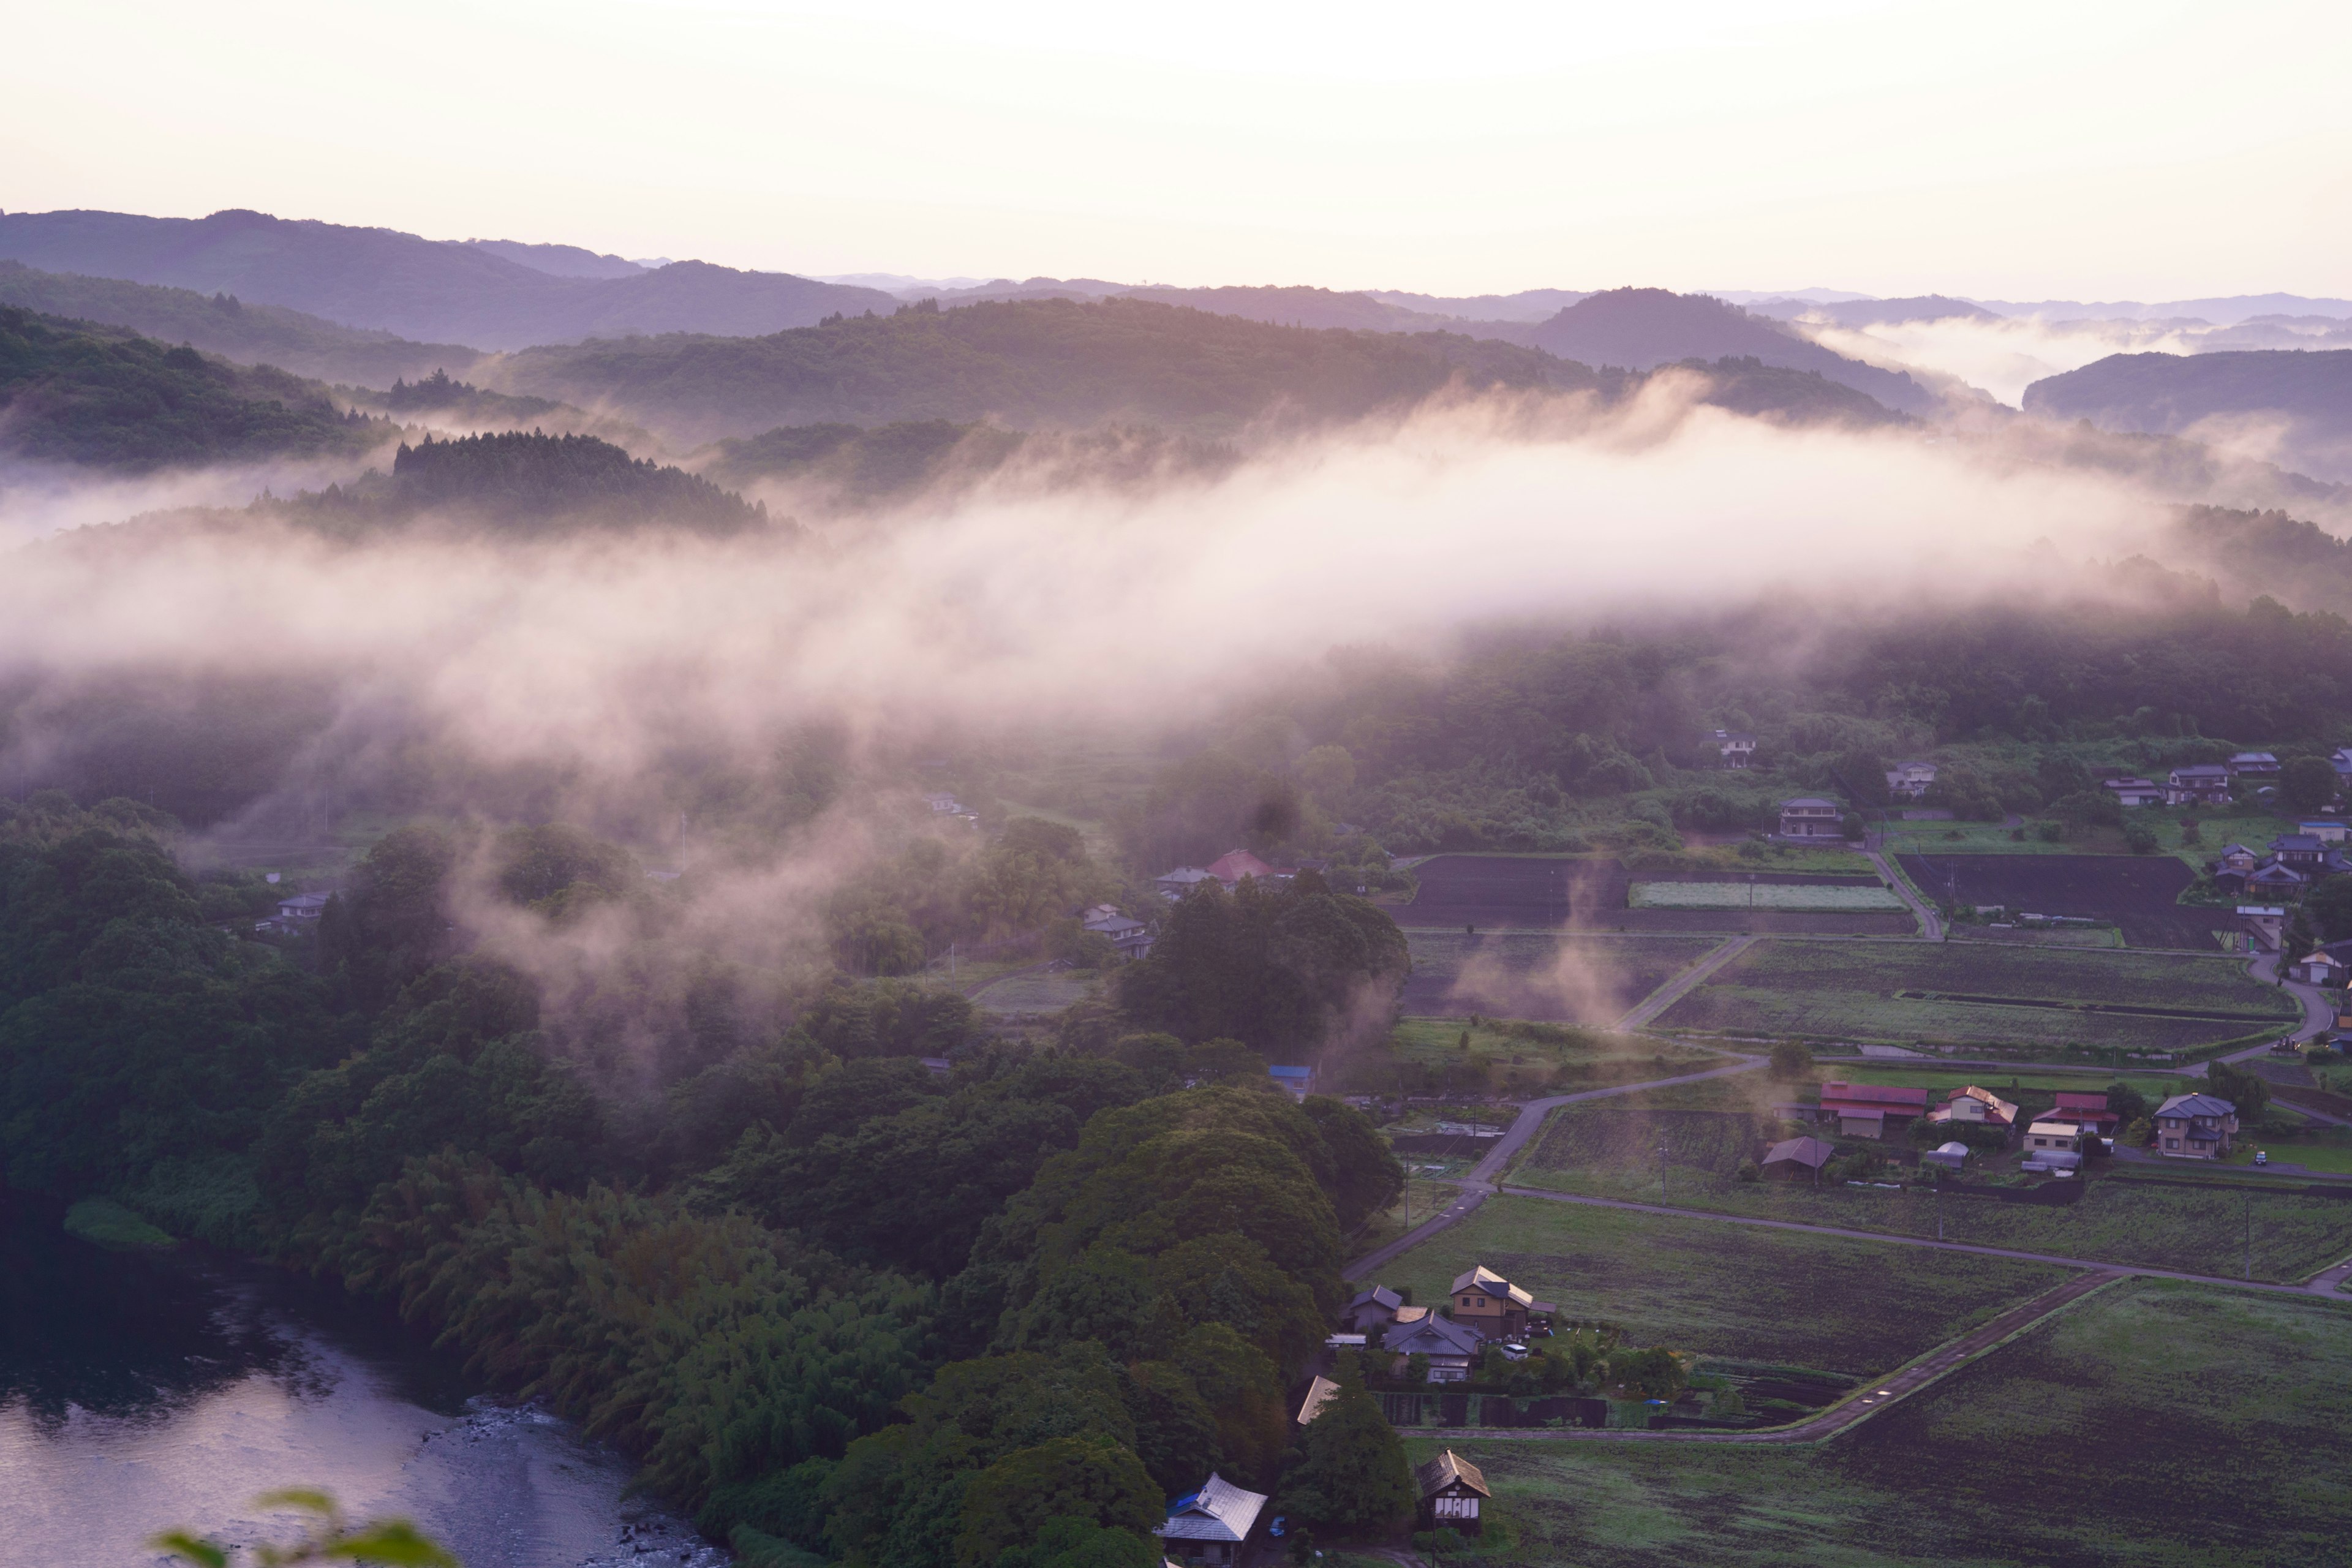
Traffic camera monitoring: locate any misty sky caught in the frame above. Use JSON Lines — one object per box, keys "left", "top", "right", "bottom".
{"left": 6, "top": 0, "right": 2349, "bottom": 298}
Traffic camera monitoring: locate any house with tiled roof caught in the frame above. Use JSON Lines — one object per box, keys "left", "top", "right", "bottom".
{"left": 2154, "top": 1093, "right": 2237, "bottom": 1160}
{"left": 1448, "top": 1265, "right": 1555, "bottom": 1341}
{"left": 1812, "top": 1080, "right": 1932, "bottom": 1138}
{"left": 1155, "top": 1474, "right": 1267, "bottom": 1566}
{"left": 1384, "top": 1310, "right": 1484, "bottom": 1381}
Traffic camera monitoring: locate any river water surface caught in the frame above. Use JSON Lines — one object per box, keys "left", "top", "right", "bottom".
{"left": 1, "top": 1210, "right": 728, "bottom": 1568}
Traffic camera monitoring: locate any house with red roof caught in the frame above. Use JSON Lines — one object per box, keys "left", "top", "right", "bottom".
{"left": 1811, "top": 1080, "right": 1931, "bottom": 1139}
{"left": 1202, "top": 848, "right": 1277, "bottom": 886}
{"left": 2045, "top": 1091, "right": 2119, "bottom": 1134}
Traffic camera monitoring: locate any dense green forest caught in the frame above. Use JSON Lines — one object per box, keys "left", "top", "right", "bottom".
{"left": 0, "top": 796, "right": 1409, "bottom": 1565}
{"left": 2024, "top": 349, "right": 2352, "bottom": 483}
{"left": 0, "top": 306, "right": 382, "bottom": 470}
{"left": 0, "top": 260, "right": 484, "bottom": 385}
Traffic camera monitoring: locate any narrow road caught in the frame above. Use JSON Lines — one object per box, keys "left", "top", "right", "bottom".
{"left": 1861, "top": 843, "right": 1942, "bottom": 941}
{"left": 2204, "top": 952, "right": 2330, "bottom": 1071}
{"left": 1399, "top": 1270, "right": 2127, "bottom": 1446}
{"left": 1345, "top": 1055, "right": 1765, "bottom": 1279}
{"left": 1613, "top": 934, "right": 1757, "bottom": 1031}
{"left": 1493, "top": 1184, "right": 2352, "bottom": 1295}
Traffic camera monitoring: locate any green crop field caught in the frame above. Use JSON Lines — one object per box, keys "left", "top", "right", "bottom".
{"left": 1513, "top": 1104, "right": 2352, "bottom": 1281}
{"left": 1657, "top": 938, "right": 2294, "bottom": 1058}
{"left": 1418, "top": 1279, "right": 2352, "bottom": 1567}
{"left": 1401, "top": 931, "right": 1722, "bottom": 1023}
{"left": 1629, "top": 881, "right": 1907, "bottom": 911}
{"left": 1371, "top": 1193, "right": 2068, "bottom": 1376}
{"left": 968, "top": 966, "right": 1103, "bottom": 1015}
{"left": 1881, "top": 809, "right": 2303, "bottom": 868}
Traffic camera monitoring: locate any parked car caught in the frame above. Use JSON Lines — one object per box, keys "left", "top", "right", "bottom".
{"left": 2254, "top": 1150, "right": 2269, "bottom": 1166}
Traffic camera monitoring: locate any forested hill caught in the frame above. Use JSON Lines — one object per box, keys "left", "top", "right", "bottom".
{"left": 280, "top": 431, "right": 774, "bottom": 537}
{"left": 0, "top": 260, "right": 486, "bottom": 385}
{"left": 491, "top": 296, "right": 1604, "bottom": 443}
{"left": 0, "top": 305, "right": 382, "bottom": 470}
{"left": 2024, "top": 349, "right": 2352, "bottom": 483}
{"left": 0, "top": 209, "right": 900, "bottom": 350}
{"left": 1521, "top": 288, "right": 1943, "bottom": 415}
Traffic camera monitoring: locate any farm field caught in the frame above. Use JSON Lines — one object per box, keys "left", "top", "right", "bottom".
{"left": 1360, "top": 1016, "right": 1722, "bottom": 1098}
{"left": 1656, "top": 938, "right": 2295, "bottom": 1058}
{"left": 1896, "top": 853, "right": 2223, "bottom": 949}
{"left": 1372, "top": 1193, "right": 2069, "bottom": 1376}
{"left": 1399, "top": 931, "right": 1723, "bottom": 1023}
{"left": 1882, "top": 810, "right": 2303, "bottom": 869}
{"left": 1420, "top": 1279, "right": 2352, "bottom": 1568}
{"left": 1629, "top": 881, "right": 1907, "bottom": 911}
{"left": 967, "top": 965, "right": 1102, "bottom": 1016}
{"left": 1403, "top": 854, "right": 1915, "bottom": 935}
{"left": 1513, "top": 1104, "right": 2352, "bottom": 1281}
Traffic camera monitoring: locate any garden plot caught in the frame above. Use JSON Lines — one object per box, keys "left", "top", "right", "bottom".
{"left": 1404, "top": 855, "right": 1915, "bottom": 935}
{"left": 1399, "top": 932, "right": 1722, "bottom": 1023}
{"left": 1427, "top": 1279, "right": 2352, "bottom": 1568}
{"left": 1656, "top": 938, "right": 2294, "bottom": 1056}
{"left": 1897, "top": 853, "right": 2221, "bottom": 949}
{"left": 1375, "top": 1194, "right": 2068, "bottom": 1376}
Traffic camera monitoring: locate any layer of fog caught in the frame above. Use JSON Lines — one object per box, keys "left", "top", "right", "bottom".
{"left": 1803, "top": 316, "right": 2214, "bottom": 408}
{"left": 0, "top": 377, "right": 2175, "bottom": 785}
{"left": 0, "top": 444, "right": 399, "bottom": 547}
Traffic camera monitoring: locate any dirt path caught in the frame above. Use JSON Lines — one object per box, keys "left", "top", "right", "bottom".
{"left": 1344, "top": 1055, "right": 1765, "bottom": 1279}
{"left": 1493, "top": 1184, "right": 2352, "bottom": 1294}
{"left": 1398, "top": 1269, "right": 2128, "bottom": 1446}
{"left": 1613, "top": 933, "right": 1757, "bottom": 1031}
{"left": 1860, "top": 844, "right": 1942, "bottom": 941}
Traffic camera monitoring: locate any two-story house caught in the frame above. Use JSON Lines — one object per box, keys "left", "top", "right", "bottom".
{"left": 2228, "top": 752, "right": 2282, "bottom": 779}
{"left": 1885, "top": 760, "right": 1937, "bottom": 800}
{"left": 1448, "top": 1265, "right": 1555, "bottom": 1341}
{"left": 2165, "top": 764, "right": 2234, "bottom": 807}
{"left": 2152, "top": 1093, "right": 2238, "bottom": 1159}
{"left": 1778, "top": 797, "right": 1842, "bottom": 839}
{"left": 1713, "top": 729, "right": 1757, "bottom": 769}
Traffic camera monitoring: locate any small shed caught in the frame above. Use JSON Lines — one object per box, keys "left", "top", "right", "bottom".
{"left": 1920, "top": 1140, "right": 1969, "bottom": 1172}
{"left": 2024, "top": 1121, "right": 2083, "bottom": 1155}
{"left": 1415, "top": 1450, "right": 1491, "bottom": 1536}
{"left": 2293, "top": 948, "right": 2346, "bottom": 986}
{"left": 1761, "top": 1136, "right": 1834, "bottom": 1179}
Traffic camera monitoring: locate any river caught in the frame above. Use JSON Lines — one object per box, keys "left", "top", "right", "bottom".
{"left": 0, "top": 1209, "right": 729, "bottom": 1568}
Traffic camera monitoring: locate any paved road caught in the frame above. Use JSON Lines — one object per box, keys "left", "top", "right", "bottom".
{"left": 1493, "top": 1184, "right": 2352, "bottom": 1295}
{"left": 1398, "top": 1270, "right": 2127, "bottom": 1446}
{"left": 1613, "top": 934, "right": 1757, "bottom": 1031}
{"left": 1861, "top": 845, "right": 1942, "bottom": 941}
{"left": 1344, "top": 1055, "right": 1765, "bottom": 1279}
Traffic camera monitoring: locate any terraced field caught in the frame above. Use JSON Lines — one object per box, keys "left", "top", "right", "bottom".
{"left": 1657, "top": 938, "right": 2294, "bottom": 1056}
{"left": 1399, "top": 932, "right": 1723, "bottom": 1023}
{"left": 1401, "top": 855, "right": 1915, "bottom": 936}
{"left": 1419, "top": 1280, "right": 2352, "bottom": 1567}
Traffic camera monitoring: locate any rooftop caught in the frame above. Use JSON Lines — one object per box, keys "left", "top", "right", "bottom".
{"left": 1762, "top": 1135, "right": 1834, "bottom": 1169}
{"left": 1157, "top": 1474, "right": 1268, "bottom": 1545}
{"left": 1415, "top": 1450, "right": 1491, "bottom": 1501}
{"left": 2157, "top": 1093, "right": 2236, "bottom": 1120}
{"left": 1295, "top": 1376, "right": 1340, "bottom": 1426}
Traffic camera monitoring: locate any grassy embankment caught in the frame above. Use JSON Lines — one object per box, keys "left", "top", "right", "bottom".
{"left": 1658, "top": 938, "right": 2294, "bottom": 1062}
{"left": 1409, "top": 1279, "right": 2352, "bottom": 1567}
{"left": 1881, "top": 807, "right": 2301, "bottom": 868}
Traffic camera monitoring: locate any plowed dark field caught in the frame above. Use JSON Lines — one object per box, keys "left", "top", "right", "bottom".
{"left": 1898, "top": 853, "right": 2217, "bottom": 949}
{"left": 1401, "top": 854, "right": 1915, "bottom": 935}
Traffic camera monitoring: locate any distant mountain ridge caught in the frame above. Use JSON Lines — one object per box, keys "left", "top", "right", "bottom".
{"left": 2023, "top": 349, "right": 2352, "bottom": 483}
{"left": 0, "top": 209, "right": 898, "bottom": 350}
{"left": 1516, "top": 288, "right": 1942, "bottom": 415}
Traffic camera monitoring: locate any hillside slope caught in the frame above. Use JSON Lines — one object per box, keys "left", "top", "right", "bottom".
{"left": 0, "top": 305, "right": 381, "bottom": 470}
{"left": 0, "top": 259, "right": 484, "bottom": 383}
{"left": 489, "top": 296, "right": 1608, "bottom": 444}
{"left": 0, "top": 209, "right": 897, "bottom": 349}
{"left": 2024, "top": 350, "right": 2352, "bottom": 482}
{"left": 1521, "top": 288, "right": 1941, "bottom": 415}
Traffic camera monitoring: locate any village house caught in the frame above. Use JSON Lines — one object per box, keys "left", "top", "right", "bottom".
{"left": 1384, "top": 1310, "right": 1484, "bottom": 1381}
{"left": 2292, "top": 947, "right": 2346, "bottom": 986}
{"left": 2244, "top": 862, "right": 2310, "bottom": 898}
{"left": 1713, "top": 729, "right": 1757, "bottom": 769}
{"left": 1928, "top": 1085, "right": 2021, "bottom": 1138}
{"left": 1448, "top": 1265, "right": 1554, "bottom": 1341}
{"left": 1342, "top": 1285, "right": 1403, "bottom": 1335}
{"left": 1154, "top": 866, "right": 1216, "bottom": 902}
{"left": 2228, "top": 751, "right": 2282, "bottom": 779}
{"left": 2045, "top": 1091, "right": 2120, "bottom": 1136}
{"left": 2153, "top": 1093, "right": 2238, "bottom": 1159}
{"left": 1811, "top": 1080, "right": 1932, "bottom": 1138}
{"left": 2334, "top": 746, "right": 2352, "bottom": 789}
{"left": 1155, "top": 1474, "right": 1267, "bottom": 1567}
{"left": 1266, "top": 1065, "right": 1314, "bottom": 1100}
{"left": 2239, "top": 905, "right": 2288, "bottom": 952}
{"left": 1885, "top": 760, "right": 1937, "bottom": 800}
{"left": 1203, "top": 848, "right": 1277, "bottom": 886}
{"left": 1080, "top": 905, "right": 1154, "bottom": 960}
{"left": 2299, "top": 819, "right": 2348, "bottom": 845}
{"left": 2103, "top": 777, "right": 2165, "bottom": 808}
{"left": 1761, "top": 1135, "right": 1834, "bottom": 1180}
{"left": 2165, "top": 764, "right": 2234, "bottom": 807}
{"left": 2269, "top": 832, "right": 2329, "bottom": 870}
{"left": 1777, "top": 797, "right": 1844, "bottom": 839}
{"left": 2024, "top": 1120, "right": 2084, "bottom": 1156}
{"left": 1415, "top": 1451, "right": 1491, "bottom": 1537}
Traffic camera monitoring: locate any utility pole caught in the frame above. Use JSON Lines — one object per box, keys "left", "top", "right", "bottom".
{"left": 1936, "top": 1177, "right": 1943, "bottom": 1243}
{"left": 1659, "top": 1139, "right": 1670, "bottom": 1203}
{"left": 2246, "top": 1187, "right": 2254, "bottom": 1281}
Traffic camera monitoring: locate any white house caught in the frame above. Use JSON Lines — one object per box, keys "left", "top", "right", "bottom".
{"left": 2293, "top": 948, "right": 2346, "bottom": 986}
{"left": 1713, "top": 729, "right": 1757, "bottom": 769}
{"left": 1885, "top": 760, "right": 1937, "bottom": 800}
{"left": 1777, "top": 797, "right": 1842, "bottom": 839}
